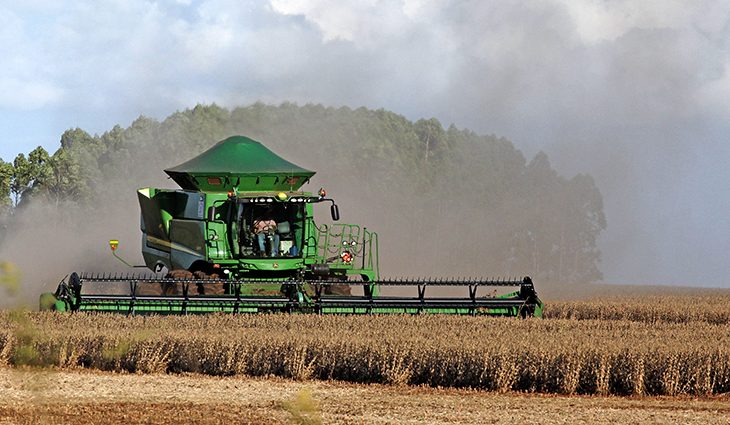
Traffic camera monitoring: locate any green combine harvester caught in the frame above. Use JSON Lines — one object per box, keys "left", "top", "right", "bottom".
{"left": 40, "top": 136, "right": 543, "bottom": 317}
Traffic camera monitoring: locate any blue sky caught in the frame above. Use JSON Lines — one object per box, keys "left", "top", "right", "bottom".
{"left": 1, "top": 1, "right": 729, "bottom": 286}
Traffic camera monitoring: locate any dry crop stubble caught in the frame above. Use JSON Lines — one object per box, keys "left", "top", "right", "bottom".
{"left": 544, "top": 295, "right": 730, "bottom": 324}
{"left": 1, "top": 305, "right": 730, "bottom": 397}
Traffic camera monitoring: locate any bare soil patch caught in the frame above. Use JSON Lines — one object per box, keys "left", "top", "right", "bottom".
{"left": 1, "top": 368, "right": 729, "bottom": 424}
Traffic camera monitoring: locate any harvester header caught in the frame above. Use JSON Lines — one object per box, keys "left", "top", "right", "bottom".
{"left": 40, "top": 135, "right": 543, "bottom": 317}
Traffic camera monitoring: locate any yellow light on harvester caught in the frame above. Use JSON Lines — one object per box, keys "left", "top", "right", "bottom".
{"left": 277, "top": 192, "right": 288, "bottom": 201}
{"left": 109, "top": 240, "right": 119, "bottom": 252}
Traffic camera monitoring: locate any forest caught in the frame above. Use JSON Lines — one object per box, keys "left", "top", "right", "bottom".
{"left": 0, "top": 103, "right": 605, "bottom": 285}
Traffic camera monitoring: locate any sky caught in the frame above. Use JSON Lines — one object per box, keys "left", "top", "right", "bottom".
{"left": 0, "top": 0, "right": 729, "bottom": 286}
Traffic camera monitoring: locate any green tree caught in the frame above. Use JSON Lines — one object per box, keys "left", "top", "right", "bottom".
{"left": 0, "top": 160, "right": 12, "bottom": 212}
{"left": 414, "top": 118, "right": 448, "bottom": 166}
{"left": 561, "top": 174, "right": 607, "bottom": 282}
{"left": 42, "top": 148, "right": 90, "bottom": 205}
{"left": 27, "top": 146, "right": 52, "bottom": 187}
{"left": 61, "top": 127, "right": 96, "bottom": 150}
{"left": 11, "top": 153, "right": 30, "bottom": 206}
{"left": 10, "top": 147, "right": 53, "bottom": 207}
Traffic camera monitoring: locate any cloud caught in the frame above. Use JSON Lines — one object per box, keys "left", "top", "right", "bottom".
{"left": 0, "top": 78, "right": 64, "bottom": 110}
{"left": 269, "top": 0, "right": 406, "bottom": 45}
{"left": 558, "top": 0, "right": 699, "bottom": 44}
{"left": 0, "top": 8, "right": 63, "bottom": 110}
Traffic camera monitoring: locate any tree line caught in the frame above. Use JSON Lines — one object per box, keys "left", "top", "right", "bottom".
{"left": 0, "top": 103, "right": 606, "bottom": 283}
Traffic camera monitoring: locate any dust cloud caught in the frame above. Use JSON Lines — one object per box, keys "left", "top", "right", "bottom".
{"left": 0, "top": 201, "right": 140, "bottom": 308}
{"left": 0, "top": 151, "right": 179, "bottom": 307}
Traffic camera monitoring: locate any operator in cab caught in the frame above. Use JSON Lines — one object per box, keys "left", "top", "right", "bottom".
{"left": 253, "top": 210, "right": 279, "bottom": 257}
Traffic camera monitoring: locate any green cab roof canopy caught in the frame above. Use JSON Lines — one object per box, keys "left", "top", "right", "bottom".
{"left": 165, "top": 136, "right": 316, "bottom": 192}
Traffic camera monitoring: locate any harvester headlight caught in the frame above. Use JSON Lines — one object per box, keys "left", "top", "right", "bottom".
{"left": 266, "top": 198, "right": 273, "bottom": 203}
{"left": 277, "top": 192, "right": 288, "bottom": 201}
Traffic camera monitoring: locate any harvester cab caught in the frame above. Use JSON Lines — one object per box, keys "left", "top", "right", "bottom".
{"left": 40, "top": 135, "right": 543, "bottom": 317}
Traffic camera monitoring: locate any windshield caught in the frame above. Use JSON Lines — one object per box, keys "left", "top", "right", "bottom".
{"left": 236, "top": 202, "right": 305, "bottom": 258}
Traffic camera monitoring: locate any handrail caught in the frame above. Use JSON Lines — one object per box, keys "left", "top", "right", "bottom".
{"left": 314, "top": 223, "right": 376, "bottom": 272}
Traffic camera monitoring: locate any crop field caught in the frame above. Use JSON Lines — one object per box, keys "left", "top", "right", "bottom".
{"left": 0, "top": 293, "right": 729, "bottom": 423}
{"left": 1, "top": 294, "right": 730, "bottom": 399}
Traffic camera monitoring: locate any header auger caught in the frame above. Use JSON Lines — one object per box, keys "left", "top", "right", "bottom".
{"left": 40, "top": 135, "right": 543, "bottom": 317}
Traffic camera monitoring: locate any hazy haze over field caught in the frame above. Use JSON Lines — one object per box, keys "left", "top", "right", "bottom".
{"left": 0, "top": 1, "right": 729, "bottom": 286}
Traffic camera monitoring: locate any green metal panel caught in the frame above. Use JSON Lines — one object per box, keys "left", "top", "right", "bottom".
{"left": 169, "top": 219, "right": 206, "bottom": 270}
{"left": 137, "top": 188, "right": 171, "bottom": 249}
{"left": 239, "top": 258, "right": 306, "bottom": 271}
{"left": 70, "top": 301, "right": 534, "bottom": 317}
{"left": 172, "top": 191, "right": 206, "bottom": 220}
{"left": 165, "top": 136, "right": 315, "bottom": 192}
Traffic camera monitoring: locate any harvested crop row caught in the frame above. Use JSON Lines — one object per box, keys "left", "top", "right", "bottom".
{"left": 543, "top": 295, "right": 730, "bottom": 324}
{"left": 1, "top": 312, "right": 729, "bottom": 396}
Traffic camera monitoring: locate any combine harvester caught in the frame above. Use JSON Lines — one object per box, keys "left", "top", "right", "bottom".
{"left": 40, "top": 136, "right": 543, "bottom": 317}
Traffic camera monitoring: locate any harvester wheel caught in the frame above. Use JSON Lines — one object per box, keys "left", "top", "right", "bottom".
{"left": 192, "top": 270, "right": 225, "bottom": 295}
{"left": 319, "top": 276, "right": 353, "bottom": 296}
{"left": 164, "top": 270, "right": 194, "bottom": 295}
{"left": 324, "top": 284, "right": 352, "bottom": 296}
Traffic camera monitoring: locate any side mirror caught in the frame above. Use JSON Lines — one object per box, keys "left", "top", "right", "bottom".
{"left": 207, "top": 206, "right": 217, "bottom": 222}
{"left": 330, "top": 204, "right": 340, "bottom": 221}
